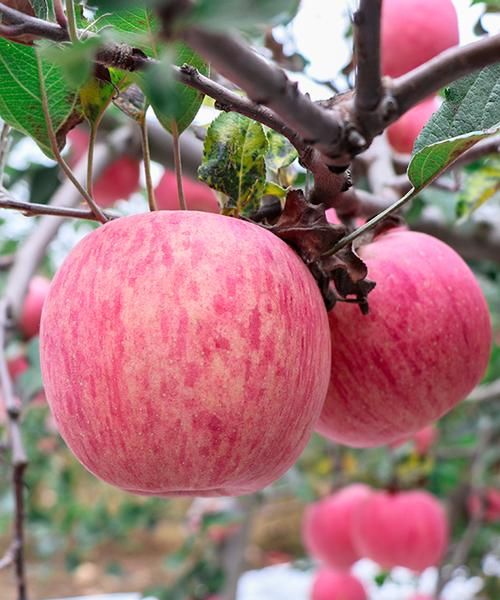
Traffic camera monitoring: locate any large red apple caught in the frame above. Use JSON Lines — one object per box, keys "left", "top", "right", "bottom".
{"left": 317, "top": 229, "right": 491, "bottom": 447}
{"left": 311, "top": 569, "right": 367, "bottom": 600}
{"left": 302, "top": 484, "right": 373, "bottom": 570}
{"left": 381, "top": 0, "right": 459, "bottom": 78}
{"left": 19, "top": 276, "right": 51, "bottom": 339}
{"left": 155, "top": 170, "right": 219, "bottom": 213}
{"left": 467, "top": 489, "right": 500, "bottom": 523}
{"left": 68, "top": 129, "right": 140, "bottom": 208}
{"left": 353, "top": 490, "right": 448, "bottom": 572}
{"left": 39, "top": 211, "right": 331, "bottom": 497}
{"left": 387, "top": 97, "right": 440, "bottom": 154}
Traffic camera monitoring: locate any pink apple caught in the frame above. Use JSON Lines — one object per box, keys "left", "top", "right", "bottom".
{"left": 311, "top": 569, "right": 367, "bottom": 600}
{"left": 39, "top": 211, "right": 331, "bottom": 497}
{"left": 390, "top": 424, "right": 438, "bottom": 455}
{"left": 317, "top": 230, "right": 491, "bottom": 447}
{"left": 387, "top": 97, "right": 440, "bottom": 154}
{"left": 381, "top": 0, "right": 459, "bottom": 78}
{"left": 7, "top": 354, "right": 29, "bottom": 380}
{"left": 68, "top": 129, "right": 140, "bottom": 208}
{"left": 408, "top": 596, "right": 435, "bottom": 600}
{"left": 353, "top": 490, "right": 448, "bottom": 572}
{"left": 467, "top": 489, "right": 500, "bottom": 523}
{"left": 155, "top": 170, "right": 220, "bottom": 213}
{"left": 302, "top": 484, "right": 373, "bottom": 570}
{"left": 19, "top": 276, "right": 51, "bottom": 339}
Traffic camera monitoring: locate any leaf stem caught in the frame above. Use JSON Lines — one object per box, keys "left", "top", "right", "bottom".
{"left": 139, "top": 117, "right": 157, "bottom": 211}
{"left": 35, "top": 51, "right": 108, "bottom": 224}
{"left": 323, "top": 187, "right": 420, "bottom": 256}
{"left": 171, "top": 120, "right": 186, "bottom": 210}
{"left": 64, "top": 0, "right": 78, "bottom": 43}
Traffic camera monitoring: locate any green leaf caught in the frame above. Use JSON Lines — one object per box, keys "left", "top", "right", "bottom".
{"left": 0, "top": 40, "right": 81, "bottom": 157}
{"left": 94, "top": 7, "right": 161, "bottom": 58}
{"left": 265, "top": 129, "right": 298, "bottom": 173}
{"left": 409, "top": 65, "right": 500, "bottom": 189}
{"left": 456, "top": 159, "right": 500, "bottom": 217}
{"left": 32, "top": 0, "right": 49, "bottom": 19}
{"left": 264, "top": 181, "right": 287, "bottom": 199}
{"left": 198, "top": 112, "right": 268, "bottom": 216}
{"left": 148, "top": 43, "right": 209, "bottom": 135}
{"left": 185, "top": 0, "right": 301, "bottom": 30}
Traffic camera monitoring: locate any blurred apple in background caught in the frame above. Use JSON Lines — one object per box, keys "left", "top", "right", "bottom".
{"left": 155, "top": 169, "right": 220, "bottom": 213}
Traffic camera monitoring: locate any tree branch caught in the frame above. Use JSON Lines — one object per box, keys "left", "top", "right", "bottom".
{"left": 353, "top": 0, "right": 383, "bottom": 113}
{"left": 393, "top": 33, "right": 500, "bottom": 114}
{"left": 0, "top": 299, "right": 28, "bottom": 600}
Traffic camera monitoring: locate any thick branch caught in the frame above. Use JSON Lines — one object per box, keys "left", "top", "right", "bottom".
{"left": 393, "top": 33, "right": 500, "bottom": 114}
{"left": 0, "top": 2, "right": 66, "bottom": 40}
{"left": 468, "top": 379, "right": 500, "bottom": 403}
{"left": 353, "top": 0, "right": 383, "bottom": 113}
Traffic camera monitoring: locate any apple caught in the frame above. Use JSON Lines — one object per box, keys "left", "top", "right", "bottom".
{"left": 155, "top": 170, "right": 220, "bottom": 213}
{"left": 7, "top": 354, "right": 29, "bottom": 380}
{"left": 39, "top": 211, "right": 331, "bottom": 497}
{"left": 387, "top": 97, "right": 440, "bottom": 154}
{"left": 390, "top": 424, "right": 438, "bottom": 455}
{"left": 311, "top": 569, "right": 367, "bottom": 600}
{"left": 19, "top": 276, "right": 51, "bottom": 339}
{"left": 317, "top": 229, "right": 491, "bottom": 447}
{"left": 67, "top": 129, "right": 140, "bottom": 208}
{"left": 467, "top": 489, "right": 500, "bottom": 523}
{"left": 408, "top": 596, "right": 435, "bottom": 600}
{"left": 302, "top": 484, "right": 373, "bottom": 570}
{"left": 353, "top": 490, "right": 448, "bottom": 572}
{"left": 381, "top": 0, "right": 459, "bottom": 78}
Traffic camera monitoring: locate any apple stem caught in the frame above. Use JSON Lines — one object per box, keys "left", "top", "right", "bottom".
{"left": 35, "top": 52, "right": 108, "bottom": 224}
{"left": 86, "top": 124, "right": 97, "bottom": 200}
{"left": 323, "top": 186, "right": 419, "bottom": 256}
{"left": 171, "top": 120, "right": 187, "bottom": 210}
{"left": 139, "top": 117, "right": 158, "bottom": 211}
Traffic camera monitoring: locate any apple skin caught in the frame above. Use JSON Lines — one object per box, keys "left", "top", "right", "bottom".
{"left": 311, "top": 569, "right": 367, "bottom": 600}
{"left": 68, "top": 129, "right": 140, "bottom": 208}
{"left": 317, "top": 230, "right": 492, "bottom": 447}
{"left": 39, "top": 211, "right": 331, "bottom": 497}
{"left": 19, "top": 276, "right": 52, "bottom": 339}
{"left": 353, "top": 490, "right": 448, "bottom": 572}
{"left": 381, "top": 0, "right": 459, "bottom": 77}
{"left": 467, "top": 489, "right": 500, "bottom": 523}
{"left": 302, "top": 484, "right": 373, "bottom": 570}
{"left": 390, "top": 424, "right": 438, "bottom": 455}
{"left": 155, "top": 170, "right": 220, "bottom": 213}
{"left": 387, "top": 97, "right": 440, "bottom": 154}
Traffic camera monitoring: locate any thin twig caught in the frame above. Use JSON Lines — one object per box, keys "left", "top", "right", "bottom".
{"left": 353, "top": 0, "right": 383, "bottom": 113}
{"left": 64, "top": 0, "right": 78, "bottom": 42}
{"left": 0, "top": 122, "right": 11, "bottom": 184}
{"left": 52, "top": 0, "right": 67, "bottom": 29}
{"left": 0, "top": 299, "right": 28, "bottom": 600}
{"left": 139, "top": 117, "right": 158, "bottom": 211}
{"left": 0, "top": 187, "right": 113, "bottom": 220}
{"left": 171, "top": 121, "right": 186, "bottom": 210}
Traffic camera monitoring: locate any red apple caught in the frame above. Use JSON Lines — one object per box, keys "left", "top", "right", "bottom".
{"left": 155, "top": 170, "right": 220, "bottom": 213}
{"left": 467, "top": 489, "right": 500, "bottom": 523}
{"left": 39, "top": 211, "right": 331, "bottom": 497}
{"left": 387, "top": 97, "right": 440, "bottom": 154}
{"left": 19, "top": 276, "right": 51, "bottom": 339}
{"left": 390, "top": 424, "right": 438, "bottom": 455}
{"left": 381, "top": 0, "right": 459, "bottom": 78}
{"left": 67, "top": 129, "right": 140, "bottom": 208}
{"left": 353, "top": 490, "right": 448, "bottom": 572}
{"left": 302, "top": 484, "right": 373, "bottom": 570}
{"left": 408, "top": 596, "right": 435, "bottom": 600}
{"left": 311, "top": 569, "right": 367, "bottom": 600}
{"left": 317, "top": 230, "right": 491, "bottom": 447}
{"left": 7, "top": 354, "right": 29, "bottom": 380}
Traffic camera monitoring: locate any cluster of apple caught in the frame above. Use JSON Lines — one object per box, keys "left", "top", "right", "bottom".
{"left": 383, "top": 0, "right": 459, "bottom": 154}
{"left": 35, "top": 200, "right": 491, "bottom": 498}
{"left": 304, "top": 484, "right": 447, "bottom": 600}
